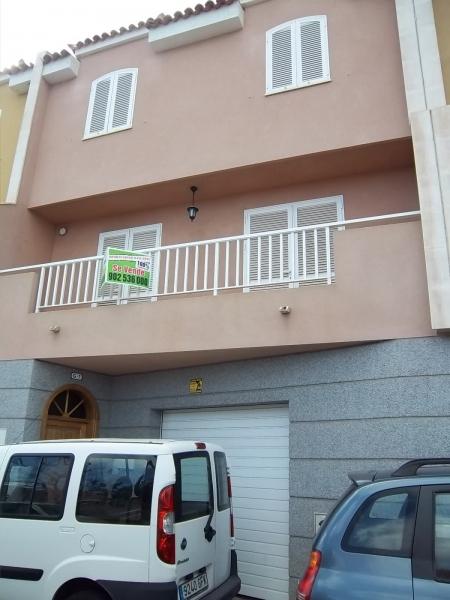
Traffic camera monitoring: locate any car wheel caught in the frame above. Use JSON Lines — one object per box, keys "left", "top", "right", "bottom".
{"left": 66, "top": 590, "right": 107, "bottom": 600}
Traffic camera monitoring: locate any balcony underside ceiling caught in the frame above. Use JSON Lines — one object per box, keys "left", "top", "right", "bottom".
{"left": 45, "top": 341, "right": 365, "bottom": 375}
{"left": 30, "top": 138, "right": 414, "bottom": 224}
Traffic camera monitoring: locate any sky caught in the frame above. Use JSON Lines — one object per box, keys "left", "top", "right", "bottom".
{"left": 0, "top": 0, "right": 191, "bottom": 69}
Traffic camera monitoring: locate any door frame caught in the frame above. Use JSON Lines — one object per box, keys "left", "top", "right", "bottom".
{"left": 40, "top": 384, "right": 99, "bottom": 440}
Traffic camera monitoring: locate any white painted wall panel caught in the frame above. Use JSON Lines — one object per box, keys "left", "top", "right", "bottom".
{"left": 162, "top": 405, "right": 289, "bottom": 600}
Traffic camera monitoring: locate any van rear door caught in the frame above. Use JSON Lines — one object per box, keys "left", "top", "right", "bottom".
{"left": 173, "top": 451, "right": 216, "bottom": 600}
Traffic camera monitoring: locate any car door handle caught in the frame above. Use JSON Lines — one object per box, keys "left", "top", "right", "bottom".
{"left": 204, "top": 523, "right": 216, "bottom": 543}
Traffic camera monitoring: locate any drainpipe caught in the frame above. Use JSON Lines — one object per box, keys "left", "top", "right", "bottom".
{"left": 5, "top": 51, "right": 46, "bottom": 205}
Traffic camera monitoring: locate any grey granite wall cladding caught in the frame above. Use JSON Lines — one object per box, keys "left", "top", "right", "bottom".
{"left": 107, "top": 336, "right": 450, "bottom": 597}
{"left": 1, "top": 337, "right": 450, "bottom": 600}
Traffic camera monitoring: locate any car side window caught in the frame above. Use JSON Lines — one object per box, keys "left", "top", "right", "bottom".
{"left": 0, "top": 454, "right": 73, "bottom": 520}
{"left": 174, "top": 452, "right": 212, "bottom": 522}
{"left": 76, "top": 454, "right": 156, "bottom": 525}
{"left": 342, "top": 487, "right": 418, "bottom": 557}
{"left": 214, "top": 452, "right": 230, "bottom": 512}
{"left": 434, "top": 493, "right": 450, "bottom": 580}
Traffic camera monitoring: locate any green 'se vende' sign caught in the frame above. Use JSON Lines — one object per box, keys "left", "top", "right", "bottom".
{"left": 104, "top": 247, "right": 151, "bottom": 290}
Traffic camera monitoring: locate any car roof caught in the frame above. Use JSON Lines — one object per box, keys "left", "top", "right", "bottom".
{"left": 349, "top": 459, "right": 450, "bottom": 487}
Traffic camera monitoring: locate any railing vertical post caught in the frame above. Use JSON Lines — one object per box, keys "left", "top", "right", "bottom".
{"left": 59, "top": 264, "right": 68, "bottom": 306}
{"left": 183, "top": 247, "right": 189, "bottom": 293}
{"left": 302, "top": 230, "right": 307, "bottom": 281}
{"left": 84, "top": 260, "right": 92, "bottom": 302}
{"left": 204, "top": 244, "right": 209, "bottom": 290}
{"left": 75, "top": 262, "right": 84, "bottom": 304}
{"left": 235, "top": 239, "right": 240, "bottom": 287}
{"left": 314, "top": 228, "right": 319, "bottom": 279}
{"left": 279, "top": 234, "right": 283, "bottom": 281}
{"left": 225, "top": 241, "right": 230, "bottom": 288}
{"left": 213, "top": 242, "right": 220, "bottom": 296}
{"left": 257, "top": 236, "right": 262, "bottom": 285}
{"left": 268, "top": 235, "right": 273, "bottom": 283}
{"left": 174, "top": 248, "right": 180, "bottom": 294}
{"left": 193, "top": 246, "right": 199, "bottom": 292}
{"left": 164, "top": 250, "right": 170, "bottom": 295}
{"left": 43, "top": 266, "right": 53, "bottom": 308}
{"left": 35, "top": 267, "right": 45, "bottom": 313}
{"left": 51, "top": 265, "right": 61, "bottom": 306}
{"left": 326, "top": 227, "right": 331, "bottom": 284}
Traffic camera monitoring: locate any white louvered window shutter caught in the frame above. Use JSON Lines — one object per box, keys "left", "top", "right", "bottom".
{"left": 295, "top": 196, "right": 343, "bottom": 283}
{"left": 109, "top": 69, "right": 138, "bottom": 132}
{"left": 266, "top": 16, "right": 330, "bottom": 94}
{"left": 297, "top": 16, "right": 330, "bottom": 86}
{"left": 85, "top": 75, "right": 113, "bottom": 137}
{"left": 266, "top": 22, "right": 296, "bottom": 93}
{"left": 127, "top": 224, "right": 162, "bottom": 299}
{"left": 95, "top": 229, "right": 129, "bottom": 303}
{"left": 84, "top": 68, "right": 138, "bottom": 139}
{"left": 245, "top": 206, "right": 291, "bottom": 287}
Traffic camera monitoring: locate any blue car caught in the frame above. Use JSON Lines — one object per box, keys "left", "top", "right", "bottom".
{"left": 297, "top": 459, "right": 450, "bottom": 599}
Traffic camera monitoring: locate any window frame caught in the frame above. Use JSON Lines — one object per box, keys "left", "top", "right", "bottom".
{"left": 341, "top": 486, "right": 419, "bottom": 558}
{"left": 84, "top": 68, "right": 138, "bottom": 140}
{"left": 75, "top": 453, "right": 157, "bottom": 526}
{"left": 214, "top": 451, "right": 231, "bottom": 512}
{"left": 0, "top": 453, "right": 74, "bottom": 521}
{"left": 266, "top": 15, "right": 330, "bottom": 96}
{"left": 174, "top": 451, "right": 214, "bottom": 523}
{"left": 243, "top": 196, "right": 344, "bottom": 288}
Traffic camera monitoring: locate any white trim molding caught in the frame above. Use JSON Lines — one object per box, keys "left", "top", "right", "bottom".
{"left": 395, "top": 0, "right": 450, "bottom": 330}
{"left": 395, "top": 0, "right": 445, "bottom": 114}
{"left": 148, "top": 3, "right": 244, "bottom": 52}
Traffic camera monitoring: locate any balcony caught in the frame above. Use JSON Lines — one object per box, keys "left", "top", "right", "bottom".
{"left": 0, "top": 212, "right": 433, "bottom": 373}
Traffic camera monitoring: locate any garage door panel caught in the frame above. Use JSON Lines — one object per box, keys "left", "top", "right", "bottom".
{"left": 239, "top": 560, "right": 288, "bottom": 581}
{"left": 233, "top": 486, "right": 288, "bottom": 500}
{"left": 164, "top": 416, "right": 288, "bottom": 430}
{"left": 235, "top": 528, "right": 288, "bottom": 546}
{"left": 231, "top": 466, "right": 289, "bottom": 479}
{"left": 237, "top": 550, "right": 288, "bottom": 569}
{"left": 236, "top": 518, "right": 289, "bottom": 535}
{"left": 232, "top": 476, "right": 289, "bottom": 490}
{"left": 162, "top": 405, "right": 289, "bottom": 600}
{"left": 234, "top": 507, "right": 288, "bottom": 524}
{"left": 236, "top": 539, "right": 289, "bottom": 557}
{"left": 233, "top": 497, "right": 288, "bottom": 511}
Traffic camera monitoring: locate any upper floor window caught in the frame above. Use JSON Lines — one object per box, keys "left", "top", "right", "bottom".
{"left": 84, "top": 68, "right": 138, "bottom": 139}
{"left": 266, "top": 16, "right": 330, "bottom": 95}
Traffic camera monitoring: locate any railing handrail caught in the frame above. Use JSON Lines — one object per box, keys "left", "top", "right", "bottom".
{"left": 0, "top": 211, "right": 420, "bottom": 276}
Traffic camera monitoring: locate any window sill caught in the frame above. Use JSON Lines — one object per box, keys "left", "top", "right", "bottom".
{"left": 83, "top": 125, "right": 132, "bottom": 141}
{"left": 265, "top": 77, "right": 331, "bottom": 97}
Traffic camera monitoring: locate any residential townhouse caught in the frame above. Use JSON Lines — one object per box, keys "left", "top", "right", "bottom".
{"left": 0, "top": 0, "right": 449, "bottom": 598}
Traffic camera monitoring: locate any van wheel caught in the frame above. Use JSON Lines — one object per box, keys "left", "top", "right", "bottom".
{"left": 66, "top": 590, "right": 107, "bottom": 600}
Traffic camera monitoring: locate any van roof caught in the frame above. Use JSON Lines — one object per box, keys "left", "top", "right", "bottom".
{"left": 18, "top": 438, "right": 169, "bottom": 445}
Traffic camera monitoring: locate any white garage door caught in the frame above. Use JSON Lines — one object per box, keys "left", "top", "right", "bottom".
{"left": 162, "top": 405, "right": 289, "bottom": 600}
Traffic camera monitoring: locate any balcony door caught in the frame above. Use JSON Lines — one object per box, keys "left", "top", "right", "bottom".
{"left": 244, "top": 196, "right": 344, "bottom": 288}
{"left": 96, "top": 223, "right": 162, "bottom": 303}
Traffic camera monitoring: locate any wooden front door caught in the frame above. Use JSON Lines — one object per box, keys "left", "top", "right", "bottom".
{"left": 42, "top": 386, "right": 98, "bottom": 440}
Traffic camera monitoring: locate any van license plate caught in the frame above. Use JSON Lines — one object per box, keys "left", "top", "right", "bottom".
{"left": 179, "top": 572, "right": 209, "bottom": 600}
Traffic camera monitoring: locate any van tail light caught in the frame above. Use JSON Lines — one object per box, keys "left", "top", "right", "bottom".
{"left": 227, "top": 473, "right": 234, "bottom": 537}
{"left": 157, "top": 485, "right": 175, "bottom": 564}
{"left": 297, "top": 551, "right": 321, "bottom": 600}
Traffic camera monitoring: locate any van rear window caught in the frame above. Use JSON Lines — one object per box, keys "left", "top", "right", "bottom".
{"left": 174, "top": 452, "right": 213, "bottom": 522}
{"left": 0, "top": 454, "right": 73, "bottom": 520}
{"left": 76, "top": 454, "right": 156, "bottom": 525}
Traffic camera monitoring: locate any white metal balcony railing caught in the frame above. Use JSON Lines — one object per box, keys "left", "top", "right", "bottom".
{"left": 0, "top": 212, "right": 420, "bottom": 313}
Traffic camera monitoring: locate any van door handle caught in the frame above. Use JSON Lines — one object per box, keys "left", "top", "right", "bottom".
{"left": 204, "top": 522, "right": 216, "bottom": 543}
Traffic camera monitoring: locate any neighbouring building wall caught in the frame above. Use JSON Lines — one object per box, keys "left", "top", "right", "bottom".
{"left": 433, "top": 0, "right": 450, "bottom": 102}
{"left": 0, "top": 86, "right": 26, "bottom": 203}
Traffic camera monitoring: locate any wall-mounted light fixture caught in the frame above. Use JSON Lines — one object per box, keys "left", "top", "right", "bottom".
{"left": 58, "top": 226, "right": 68, "bottom": 236}
{"left": 187, "top": 186, "right": 199, "bottom": 222}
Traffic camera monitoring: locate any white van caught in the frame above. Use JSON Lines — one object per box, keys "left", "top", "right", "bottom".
{"left": 0, "top": 439, "right": 240, "bottom": 600}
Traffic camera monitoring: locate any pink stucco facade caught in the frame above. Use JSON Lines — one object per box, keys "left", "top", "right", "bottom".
{"left": 0, "top": 0, "right": 431, "bottom": 371}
